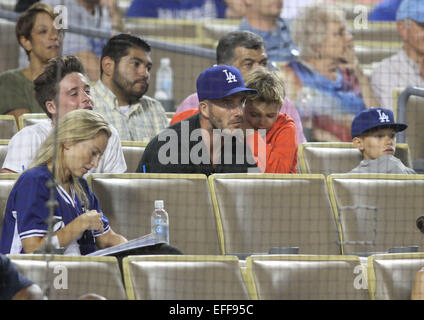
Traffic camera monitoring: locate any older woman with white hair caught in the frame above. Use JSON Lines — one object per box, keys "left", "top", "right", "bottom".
{"left": 281, "top": 4, "right": 378, "bottom": 142}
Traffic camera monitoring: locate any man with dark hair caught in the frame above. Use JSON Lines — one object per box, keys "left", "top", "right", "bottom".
{"left": 137, "top": 65, "right": 259, "bottom": 175}
{"left": 175, "top": 30, "right": 306, "bottom": 143}
{"left": 1, "top": 55, "right": 126, "bottom": 174}
{"left": 92, "top": 33, "right": 168, "bottom": 142}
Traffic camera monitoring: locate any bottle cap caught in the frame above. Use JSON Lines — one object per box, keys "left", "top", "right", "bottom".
{"left": 160, "top": 58, "right": 170, "bottom": 66}
{"left": 154, "top": 200, "right": 164, "bottom": 209}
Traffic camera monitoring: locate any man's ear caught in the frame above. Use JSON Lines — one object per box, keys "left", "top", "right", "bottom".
{"left": 101, "top": 56, "right": 115, "bottom": 78}
{"left": 396, "top": 20, "right": 408, "bottom": 42}
{"left": 45, "top": 100, "right": 56, "bottom": 117}
{"left": 199, "top": 101, "right": 210, "bottom": 119}
{"left": 352, "top": 136, "right": 364, "bottom": 151}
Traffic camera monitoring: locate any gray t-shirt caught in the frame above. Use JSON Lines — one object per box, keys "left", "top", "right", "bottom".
{"left": 349, "top": 154, "right": 416, "bottom": 174}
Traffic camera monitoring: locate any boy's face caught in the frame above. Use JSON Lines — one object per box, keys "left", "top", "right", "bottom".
{"left": 244, "top": 100, "right": 280, "bottom": 133}
{"left": 353, "top": 127, "right": 397, "bottom": 160}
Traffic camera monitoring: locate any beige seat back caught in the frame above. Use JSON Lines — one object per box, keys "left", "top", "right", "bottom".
{"left": 404, "top": 95, "right": 424, "bottom": 170}
{"left": 208, "top": 173, "right": 341, "bottom": 255}
{"left": 0, "top": 174, "right": 18, "bottom": 233}
{"left": 246, "top": 255, "right": 369, "bottom": 300}
{"left": 299, "top": 142, "right": 412, "bottom": 175}
{"left": 8, "top": 255, "right": 127, "bottom": 300}
{"left": 0, "top": 139, "right": 9, "bottom": 169}
{"left": 0, "top": 115, "right": 18, "bottom": 139}
{"left": 368, "top": 253, "right": 424, "bottom": 300}
{"left": 121, "top": 141, "right": 147, "bottom": 173}
{"left": 87, "top": 173, "right": 221, "bottom": 255}
{"left": 327, "top": 174, "right": 424, "bottom": 255}
{"left": 123, "top": 255, "right": 249, "bottom": 300}
{"left": 17, "top": 113, "right": 48, "bottom": 130}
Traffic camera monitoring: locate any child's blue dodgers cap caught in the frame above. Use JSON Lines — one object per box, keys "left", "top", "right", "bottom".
{"left": 351, "top": 107, "right": 408, "bottom": 138}
{"left": 396, "top": 0, "right": 424, "bottom": 22}
{"left": 196, "top": 65, "right": 257, "bottom": 102}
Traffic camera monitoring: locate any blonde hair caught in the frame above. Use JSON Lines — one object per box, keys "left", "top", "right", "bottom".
{"left": 244, "top": 67, "right": 285, "bottom": 107}
{"left": 29, "top": 109, "right": 111, "bottom": 203}
{"left": 290, "top": 4, "right": 346, "bottom": 60}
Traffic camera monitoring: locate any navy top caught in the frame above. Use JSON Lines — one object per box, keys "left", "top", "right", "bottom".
{"left": 0, "top": 165, "right": 110, "bottom": 255}
{"left": 0, "top": 254, "right": 33, "bottom": 300}
{"left": 126, "top": 0, "right": 227, "bottom": 19}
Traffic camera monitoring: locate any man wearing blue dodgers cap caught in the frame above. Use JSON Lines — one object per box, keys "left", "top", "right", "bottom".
{"left": 371, "top": 0, "right": 424, "bottom": 110}
{"left": 136, "top": 65, "right": 260, "bottom": 174}
{"left": 349, "top": 107, "right": 416, "bottom": 174}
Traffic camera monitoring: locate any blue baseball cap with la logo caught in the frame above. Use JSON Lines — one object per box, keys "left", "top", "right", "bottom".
{"left": 351, "top": 107, "right": 408, "bottom": 138}
{"left": 196, "top": 65, "right": 257, "bottom": 102}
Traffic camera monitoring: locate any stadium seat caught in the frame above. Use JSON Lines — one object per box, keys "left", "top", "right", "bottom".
{"left": 121, "top": 141, "right": 148, "bottom": 173}
{"left": 367, "top": 253, "right": 424, "bottom": 300}
{"left": 0, "top": 115, "right": 18, "bottom": 139}
{"left": 122, "top": 255, "right": 250, "bottom": 300}
{"left": 396, "top": 92, "right": 424, "bottom": 172}
{"left": 208, "top": 173, "right": 341, "bottom": 256}
{"left": 86, "top": 173, "right": 221, "bottom": 255}
{"left": 298, "top": 142, "right": 412, "bottom": 175}
{"left": 327, "top": 174, "right": 424, "bottom": 255}
{"left": 246, "top": 254, "right": 369, "bottom": 300}
{"left": 8, "top": 254, "right": 127, "bottom": 300}
{"left": 0, "top": 173, "right": 19, "bottom": 232}
{"left": 17, "top": 113, "right": 48, "bottom": 130}
{"left": 0, "top": 139, "right": 9, "bottom": 168}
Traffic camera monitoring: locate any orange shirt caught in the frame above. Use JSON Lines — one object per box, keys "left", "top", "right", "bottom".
{"left": 170, "top": 109, "right": 199, "bottom": 125}
{"left": 170, "top": 110, "right": 298, "bottom": 173}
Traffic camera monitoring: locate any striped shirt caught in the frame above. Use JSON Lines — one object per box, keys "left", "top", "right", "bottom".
{"left": 92, "top": 80, "right": 169, "bottom": 142}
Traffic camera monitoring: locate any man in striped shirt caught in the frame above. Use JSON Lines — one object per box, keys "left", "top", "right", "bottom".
{"left": 92, "top": 34, "right": 168, "bottom": 142}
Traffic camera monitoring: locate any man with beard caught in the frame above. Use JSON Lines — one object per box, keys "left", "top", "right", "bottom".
{"left": 1, "top": 55, "right": 126, "bottom": 174}
{"left": 91, "top": 34, "right": 168, "bottom": 142}
{"left": 136, "top": 65, "right": 260, "bottom": 175}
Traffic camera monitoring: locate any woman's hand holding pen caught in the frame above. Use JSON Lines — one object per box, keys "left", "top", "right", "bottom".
{"left": 80, "top": 210, "right": 104, "bottom": 233}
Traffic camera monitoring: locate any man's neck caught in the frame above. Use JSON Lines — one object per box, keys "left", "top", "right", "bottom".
{"left": 304, "top": 57, "right": 339, "bottom": 81}
{"left": 101, "top": 78, "right": 130, "bottom": 106}
{"left": 199, "top": 115, "right": 221, "bottom": 165}
{"left": 403, "top": 44, "right": 424, "bottom": 68}
{"left": 246, "top": 13, "right": 278, "bottom": 31}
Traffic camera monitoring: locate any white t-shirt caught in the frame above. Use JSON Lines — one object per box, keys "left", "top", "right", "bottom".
{"left": 2, "top": 119, "right": 127, "bottom": 173}
{"left": 371, "top": 49, "right": 424, "bottom": 110}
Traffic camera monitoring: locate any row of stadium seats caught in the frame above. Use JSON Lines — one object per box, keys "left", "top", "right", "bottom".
{"left": 6, "top": 252, "right": 424, "bottom": 300}
{"left": 2, "top": 173, "right": 423, "bottom": 257}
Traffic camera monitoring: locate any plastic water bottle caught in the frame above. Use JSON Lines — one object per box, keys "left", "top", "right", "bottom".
{"left": 151, "top": 200, "right": 169, "bottom": 244}
{"left": 154, "top": 58, "right": 173, "bottom": 101}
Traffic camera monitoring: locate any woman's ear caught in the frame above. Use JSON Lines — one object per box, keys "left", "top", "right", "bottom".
{"left": 19, "top": 35, "right": 32, "bottom": 53}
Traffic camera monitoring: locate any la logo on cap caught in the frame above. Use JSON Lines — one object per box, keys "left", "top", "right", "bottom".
{"left": 376, "top": 109, "right": 390, "bottom": 123}
{"left": 223, "top": 69, "right": 237, "bottom": 84}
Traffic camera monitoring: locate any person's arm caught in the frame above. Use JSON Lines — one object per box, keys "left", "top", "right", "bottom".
{"left": 21, "top": 210, "right": 105, "bottom": 253}
{"left": 95, "top": 228, "right": 127, "bottom": 249}
{"left": 411, "top": 268, "right": 424, "bottom": 300}
{"left": 6, "top": 108, "right": 30, "bottom": 124}
{"left": 340, "top": 41, "right": 379, "bottom": 109}
{"left": 12, "top": 284, "right": 44, "bottom": 300}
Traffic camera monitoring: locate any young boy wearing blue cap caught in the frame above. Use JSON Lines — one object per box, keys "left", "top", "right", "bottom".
{"left": 349, "top": 107, "right": 416, "bottom": 174}
{"left": 137, "top": 65, "right": 260, "bottom": 174}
